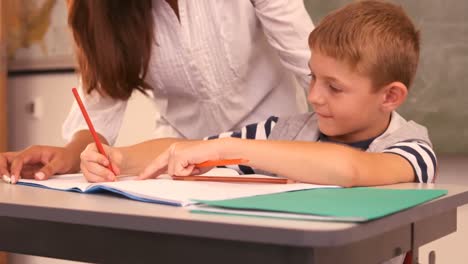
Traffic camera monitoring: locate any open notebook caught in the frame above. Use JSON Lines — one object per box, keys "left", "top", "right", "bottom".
{"left": 17, "top": 168, "right": 338, "bottom": 207}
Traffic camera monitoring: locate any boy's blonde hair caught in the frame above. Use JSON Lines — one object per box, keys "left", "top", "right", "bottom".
{"left": 309, "top": 0, "right": 420, "bottom": 90}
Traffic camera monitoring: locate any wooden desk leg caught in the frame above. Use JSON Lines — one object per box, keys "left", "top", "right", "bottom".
{"left": 0, "top": 252, "right": 7, "bottom": 264}
{"left": 0, "top": 0, "right": 9, "bottom": 262}
{"left": 409, "top": 209, "right": 457, "bottom": 264}
{"left": 403, "top": 251, "right": 413, "bottom": 264}
{"left": 409, "top": 222, "right": 420, "bottom": 264}
{"left": 411, "top": 248, "right": 420, "bottom": 264}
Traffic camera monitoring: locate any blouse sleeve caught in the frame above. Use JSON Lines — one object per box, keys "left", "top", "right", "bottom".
{"left": 252, "top": 0, "right": 314, "bottom": 90}
{"left": 62, "top": 85, "right": 128, "bottom": 146}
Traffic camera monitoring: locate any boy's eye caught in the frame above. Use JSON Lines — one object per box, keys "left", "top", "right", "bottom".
{"left": 329, "top": 84, "right": 342, "bottom": 92}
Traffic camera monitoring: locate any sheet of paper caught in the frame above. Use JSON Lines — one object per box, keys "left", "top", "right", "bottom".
{"left": 100, "top": 179, "right": 337, "bottom": 206}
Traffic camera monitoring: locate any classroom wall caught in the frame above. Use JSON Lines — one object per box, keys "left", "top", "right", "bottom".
{"left": 304, "top": 0, "right": 468, "bottom": 154}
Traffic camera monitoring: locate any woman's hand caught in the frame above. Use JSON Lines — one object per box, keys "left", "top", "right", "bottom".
{"left": 0, "top": 145, "right": 80, "bottom": 184}
{"left": 138, "top": 140, "right": 222, "bottom": 180}
{"left": 80, "top": 143, "right": 123, "bottom": 182}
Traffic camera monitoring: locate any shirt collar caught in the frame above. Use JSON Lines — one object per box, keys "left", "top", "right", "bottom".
{"left": 317, "top": 112, "right": 403, "bottom": 150}
{"left": 318, "top": 133, "right": 377, "bottom": 150}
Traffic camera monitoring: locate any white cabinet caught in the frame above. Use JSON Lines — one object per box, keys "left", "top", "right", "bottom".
{"left": 7, "top": 73, "right": 158, "bottom": 151}
{"left": 8, "top": 73, "right": 78, "bottom": 150}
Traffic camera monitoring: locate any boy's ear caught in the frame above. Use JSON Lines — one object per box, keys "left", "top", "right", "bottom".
{"left": 380, "top": 82, "right": 408, "bottom": 112}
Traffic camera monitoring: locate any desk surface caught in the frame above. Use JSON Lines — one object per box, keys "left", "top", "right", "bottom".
{"left": 1, "top": 182, "right": 468, "bottom": 248}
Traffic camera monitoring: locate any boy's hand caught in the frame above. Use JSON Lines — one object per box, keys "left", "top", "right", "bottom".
{"left": 1, "top": 146, "right": 79, "bottom": 184}
{"left": 80, "top": 143, "right": 123, "bottom": 182}
{"left": 138, "top": 141, "right": 219, "bottom": 180}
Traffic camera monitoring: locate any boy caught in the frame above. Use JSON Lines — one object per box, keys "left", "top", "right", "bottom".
{"left": 80, "top": 0, "right": 436, "bottom": 187}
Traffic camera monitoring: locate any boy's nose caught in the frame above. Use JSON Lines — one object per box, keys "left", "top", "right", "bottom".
{"left": 307, "top": 86, "right": 325, "bottom": 105}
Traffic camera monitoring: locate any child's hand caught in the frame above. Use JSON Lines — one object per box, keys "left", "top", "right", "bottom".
{"left": 80, "top": 143, "right": 123, "bottom": 182}
{"left": 138, "top": 141, "right": 219, "bottom": 180}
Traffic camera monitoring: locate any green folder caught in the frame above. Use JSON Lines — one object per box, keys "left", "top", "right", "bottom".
{"left": 192, "top": 188, "right": 447, "bottom": 222}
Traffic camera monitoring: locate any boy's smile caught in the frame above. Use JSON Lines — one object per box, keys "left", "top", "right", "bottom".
{"left": 307, "top": 51, "right": 392, "bottom": 143}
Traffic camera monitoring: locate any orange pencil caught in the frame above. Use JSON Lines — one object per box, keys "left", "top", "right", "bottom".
{"left": 176, "top": 159, "right": 291, "bottom": 184}
{"left": 72, "top": 88, "right": 117, "bottom": 175}
{"left": 196, "top": 159, "right": 249, "bottom": 168}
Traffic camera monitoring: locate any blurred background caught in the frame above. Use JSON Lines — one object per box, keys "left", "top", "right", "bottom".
{"left": 1, "top": 1, "right": 467, "bottom": 263}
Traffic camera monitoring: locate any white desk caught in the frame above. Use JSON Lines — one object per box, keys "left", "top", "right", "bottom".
{"left": 1, "top": 183, "right": 467, "bottom": 264}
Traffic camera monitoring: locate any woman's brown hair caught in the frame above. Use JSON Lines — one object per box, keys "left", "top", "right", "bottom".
{"left": 68, "top": 0, "right": 154, "bottom": 100}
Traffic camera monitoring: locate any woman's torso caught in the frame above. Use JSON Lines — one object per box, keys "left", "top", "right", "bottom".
{"left": 147, "top": 0, "right": 311, "bottom": 138}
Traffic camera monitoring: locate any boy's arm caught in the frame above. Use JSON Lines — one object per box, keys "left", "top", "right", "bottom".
{"left": 91, "top": 115, "right": 276, "bottom": 179}
{"left": 117, "top": 138, "right": 192, "bottom": 174}
{"left": 81, "top": 137, "right": 197, "bottom": 182}
{"left": 220, "top": 138, "right": 415, "bottom": 187}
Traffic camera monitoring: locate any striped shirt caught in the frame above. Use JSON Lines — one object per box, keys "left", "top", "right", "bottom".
{"left": 205, "top": 116, "right": 437, "bottom": 183}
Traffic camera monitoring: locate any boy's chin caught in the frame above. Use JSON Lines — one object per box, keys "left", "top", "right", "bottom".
{"left": 318, "top": 126, "right": 342, "bottom": 138}
{"left": 318, "top": 124, "right": 352, "bottom": 139}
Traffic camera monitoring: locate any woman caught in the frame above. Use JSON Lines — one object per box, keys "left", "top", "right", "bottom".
{"left": 1, "top": 0, "right": 313, "bottom": 183}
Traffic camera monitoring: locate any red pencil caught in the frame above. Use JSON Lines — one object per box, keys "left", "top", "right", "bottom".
{"left": 72, "top": 88, "right": 116, "bottom": 175}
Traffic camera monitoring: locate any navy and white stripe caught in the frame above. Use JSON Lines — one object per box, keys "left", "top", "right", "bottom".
{"left": 383, "top": 141, "right": 437, "bottom": 183}
{"left": 205, "top": 116, "right": 279, "bottom": 141}
{"left": 205, "top": 116, "right": 279, "bottom": 174}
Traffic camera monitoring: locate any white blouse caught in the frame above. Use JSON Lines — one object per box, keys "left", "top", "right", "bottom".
{"left": 63, "top": 0, "right": 313, "bottom": 144}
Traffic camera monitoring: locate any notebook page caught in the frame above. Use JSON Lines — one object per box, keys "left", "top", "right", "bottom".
{"left": 17, "top": 167, "right": 240, "bottom": 191}
{"left": 19, "top": 173, "right": 92, "bottom": 192}
{"left": 100, "top": 179, "right": 337, "bottom": 206}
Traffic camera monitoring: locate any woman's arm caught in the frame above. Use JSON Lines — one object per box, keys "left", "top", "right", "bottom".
{"left": 62, "top": 88, "right": 128, "bottom": 146}
{"left": 252, "top": 0, "right": 313, "bottom": 89}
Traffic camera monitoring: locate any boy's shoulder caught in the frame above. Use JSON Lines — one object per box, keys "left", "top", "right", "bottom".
{"left": 269, "top": 111, "right": 432, "bottom": 152}
{"left": 269, "top": 112, "right": 319, "bottom": 141}
{"left": 369, "top": 112, "right": 432, "bottom": 152}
